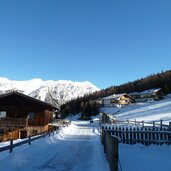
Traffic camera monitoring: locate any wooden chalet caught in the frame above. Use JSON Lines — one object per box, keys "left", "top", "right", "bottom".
{"left": 0, "top": 91, "right": 56, "bottom": 141}
{"left": 139, "top": 88, "right": 163, "bottom": 99}
{"left": 129, "top": 88, "right": 163, "bottom": 102}
{"left": 128, "top": 92, "right": 140, "bottom": 100}
{"left": 101, "top": 93, "right": 133, "bottom": 107}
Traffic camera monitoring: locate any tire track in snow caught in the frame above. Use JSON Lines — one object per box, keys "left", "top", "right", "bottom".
{"left": 36, "top": 122, "right": 107, "bottom": 171}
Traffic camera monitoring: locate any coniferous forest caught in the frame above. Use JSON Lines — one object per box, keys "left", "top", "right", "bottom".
{"left": 61, "top": 70, "right": 171, "bottom": 118}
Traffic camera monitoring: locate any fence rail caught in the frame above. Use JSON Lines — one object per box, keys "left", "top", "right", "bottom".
{"left": 102, "top": 112, "right": 171, "bottom": 129}
{"left": 101, "top": 127, "right": 118, "bottom": 171}
{"left": 103, "top": 125, "right": 171, "bottom": 146}
{"left": 0, "top": 118, "right": 26, "bottom": 127}
{"left": 101, "top": 113, "right": 171, "bottom": 146}
{"left": 0, "top": 119, "right": 72, "bottom": 153}
{"left": 0, "top": 127, "right": 58, "bottom": 153}
{"left": 115, "top": 119, "right": 170, "bottom": 130}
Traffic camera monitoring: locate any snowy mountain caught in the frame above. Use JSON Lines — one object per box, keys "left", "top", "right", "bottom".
{"left": 0, "top": 77, "right": 100, "bottom": 107}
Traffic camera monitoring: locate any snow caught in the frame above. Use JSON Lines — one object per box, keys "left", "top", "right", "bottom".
{"left": 0, "top": 116, "right": 171, "bottom": 170}
{"left": 1, "top": 97, "right": 171, "bottom": 170}
{"left": 102, "top": 93, "right": 126, "bottom": 100}
{"left": 100, "top": 98, "right": 171, "bottom": 124}
{"left": 119, "top": 143, "right": 171, "bottom": 171}
{"left": 100, "top": 98, "right": 171, "bottom": 170}
{"left": 139, "top": 88, "right": 161, "bottom": 95}
{"left": 0, "top": 77, "right": 100, "bottom": 106}
{"left": 0, "top": 120, "right": 109, "bottom": 171}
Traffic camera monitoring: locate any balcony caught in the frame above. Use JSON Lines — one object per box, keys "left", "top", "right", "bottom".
{"left": 0, "top": 118, "right": 26, "bottom": 127}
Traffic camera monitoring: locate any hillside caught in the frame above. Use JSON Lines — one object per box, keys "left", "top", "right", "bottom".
{"left": 0, "top": 77, "right": 100, "bottom": 107}
{"left": 61, "top": 69, "right": 171, "bottom": 116}
{"left": 100, "top": 98, "right": 171, "bottom": 124}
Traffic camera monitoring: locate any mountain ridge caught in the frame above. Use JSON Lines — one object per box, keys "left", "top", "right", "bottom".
{"left": 0, "top": 77, "right": 100, "bottom": 107}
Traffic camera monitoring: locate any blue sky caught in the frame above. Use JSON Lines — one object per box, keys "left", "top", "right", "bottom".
{"left": 0, "top": 0, "right": 171, "bottom": 89}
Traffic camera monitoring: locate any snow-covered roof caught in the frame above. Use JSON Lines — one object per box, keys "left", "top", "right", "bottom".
{"left": 0, "top": 91, "right": 56, "bottom": 109}
{"left": 102, "top": 93, "right": 127, "bottom": 100}
{"left": 139, "top": 88, "right": 162, "bottom": 95}
{"left": 128, "top": 92, "right": 140, "bottom": 96}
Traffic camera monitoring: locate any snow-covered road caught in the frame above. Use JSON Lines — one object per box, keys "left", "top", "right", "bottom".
{"left": 0, "top": 121, "right": 110, "bottom": 171}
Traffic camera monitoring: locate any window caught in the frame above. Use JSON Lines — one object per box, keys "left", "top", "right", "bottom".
{"left": 28, "top": 112, "right": 35, "bottom": 119}
{"left": 0, "top": 111, "right": 6, "bottom": 118}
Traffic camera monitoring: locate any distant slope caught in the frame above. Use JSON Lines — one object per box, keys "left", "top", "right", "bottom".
{"left": 100, "top": 98, "right": 171, "bottom": 123}
{"left": 0, "top": 77, "right": 100, "bottom": 107}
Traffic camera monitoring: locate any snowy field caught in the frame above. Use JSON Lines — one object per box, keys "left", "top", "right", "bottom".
{"left": 100, "top": 98, "right": 171, "bottom": 124}
{"left": 119, "top": 143, "right": 171, "bottom": 171}
{"left": 100, "top": 99, "right": 171, "bottom": 170}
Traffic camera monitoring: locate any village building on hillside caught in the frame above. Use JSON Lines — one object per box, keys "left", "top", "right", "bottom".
{"left": 138, "top": 88, "right": 163, "bottom": 101}
{"left": 129, "top": 88, "right": 163, "bottom": 102}
{"left": 128, "top": 92, "right": 140, "bottom": 100}
{"left": 101, "top": 93, "right": 133, "bottom": 107}
{"left": 0, "top": 91, "right": 56, "bottom": 141}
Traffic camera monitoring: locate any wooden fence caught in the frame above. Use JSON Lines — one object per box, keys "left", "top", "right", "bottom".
{"left": 0, "top": 127, "right": 58, "bottom": 153}
{"left": 102, "top": 113, "right": 171, "bottom": 129}
{"left": 101, "top": 113, "right": 171, "bottom": 146}
{"left": 101, "top": 127, "right": 118, "bottom": 171}
{"left": 0, "top": 119, "right": 71, "bottom": 153}
{"left": 103, "top": 125, "right": 171, "bottom": 146}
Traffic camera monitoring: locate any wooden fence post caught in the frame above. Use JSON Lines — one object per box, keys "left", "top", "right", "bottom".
{"left": 105, "top": 131, "right": 118, "bottom": 171}
{"left": 126, "top": 127, "right": 129, "bottom": 144}
{"left": 104, "top": 113, "right": 107, "bottom": 124}
{"left": 141, "top": 127, "right": 144, "bottom": 145}
{"left": 118, "top": 127, "right": 121, "bottom": 140}
{"left": 130, "top": 127, "right": 133, "bottom": 145}
{"left": 102, "top": 113, "right": 104, "bottom": 124}
{"left": 144, "top": 127, "right": 148, "bottom": 146}
{"left": 137, "top": 127, "right": 140, "bottom": 143}
{"left": 169, "top": 123, "right": 171, "bottom": 145}
{"left": 9, "top": 139, "right": 13, "bottom": 153}
{"left": 153, "top": 121, "right": 155, "bottom": 130}
{"left": 28, "top": 135, "right": 31, "bottom": 145}
{"left": 152, "top": 127, "right": 155, "bottom": 144}
{"left": 127, "top": 119, "right": 129, "bottom": 125}
{"left": 104, "top": 131, "right": 107, "bottom": 153}
{"left": 134, "top": 119, "right": 136, "bottom": 125}
{"left": 101, "top": 126, "right": 104, "bottom": 145}
{"left": 122, "top": 127, "right": 125, "bottom": 144}
{"left": 107, "top": 115, "right": 110, "bottom": 124}
{"left": 169, "top": 122, "right": 171, "bottom": 131}
{"left": 133, "top": 127, "right": 136, "bottom": 144}
{"left": 160, "top": 120, "right": 163, "bottom": 131}
{"left": 156, "top": 128, "right": 159, "bottom": 145}
{"left": 148, "top": 127, "right": 152, "bottom": 145}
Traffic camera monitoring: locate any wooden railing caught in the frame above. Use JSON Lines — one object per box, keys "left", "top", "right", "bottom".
{"left": 0, "top": 118, "right": 26, "bottom": 127}
{"left": 101, "top": 129, "right": 118, "bottom": 171}
{"left": 0, "top": 120, "right": 71, "bottom": 153}
{"left": 0, "top": 127, "right": 58, "bottom": 153}
{"left": 50, "top": 119, "right": 70, "bottom": 127}
{"left": 103, "top": 125, "right": 171, "bottom": 146}
{"left": 101, "top": 113, "right": 171, "bottom": 146}
{"left": 101, "top": 113, "right": 171, "bottom": 130}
